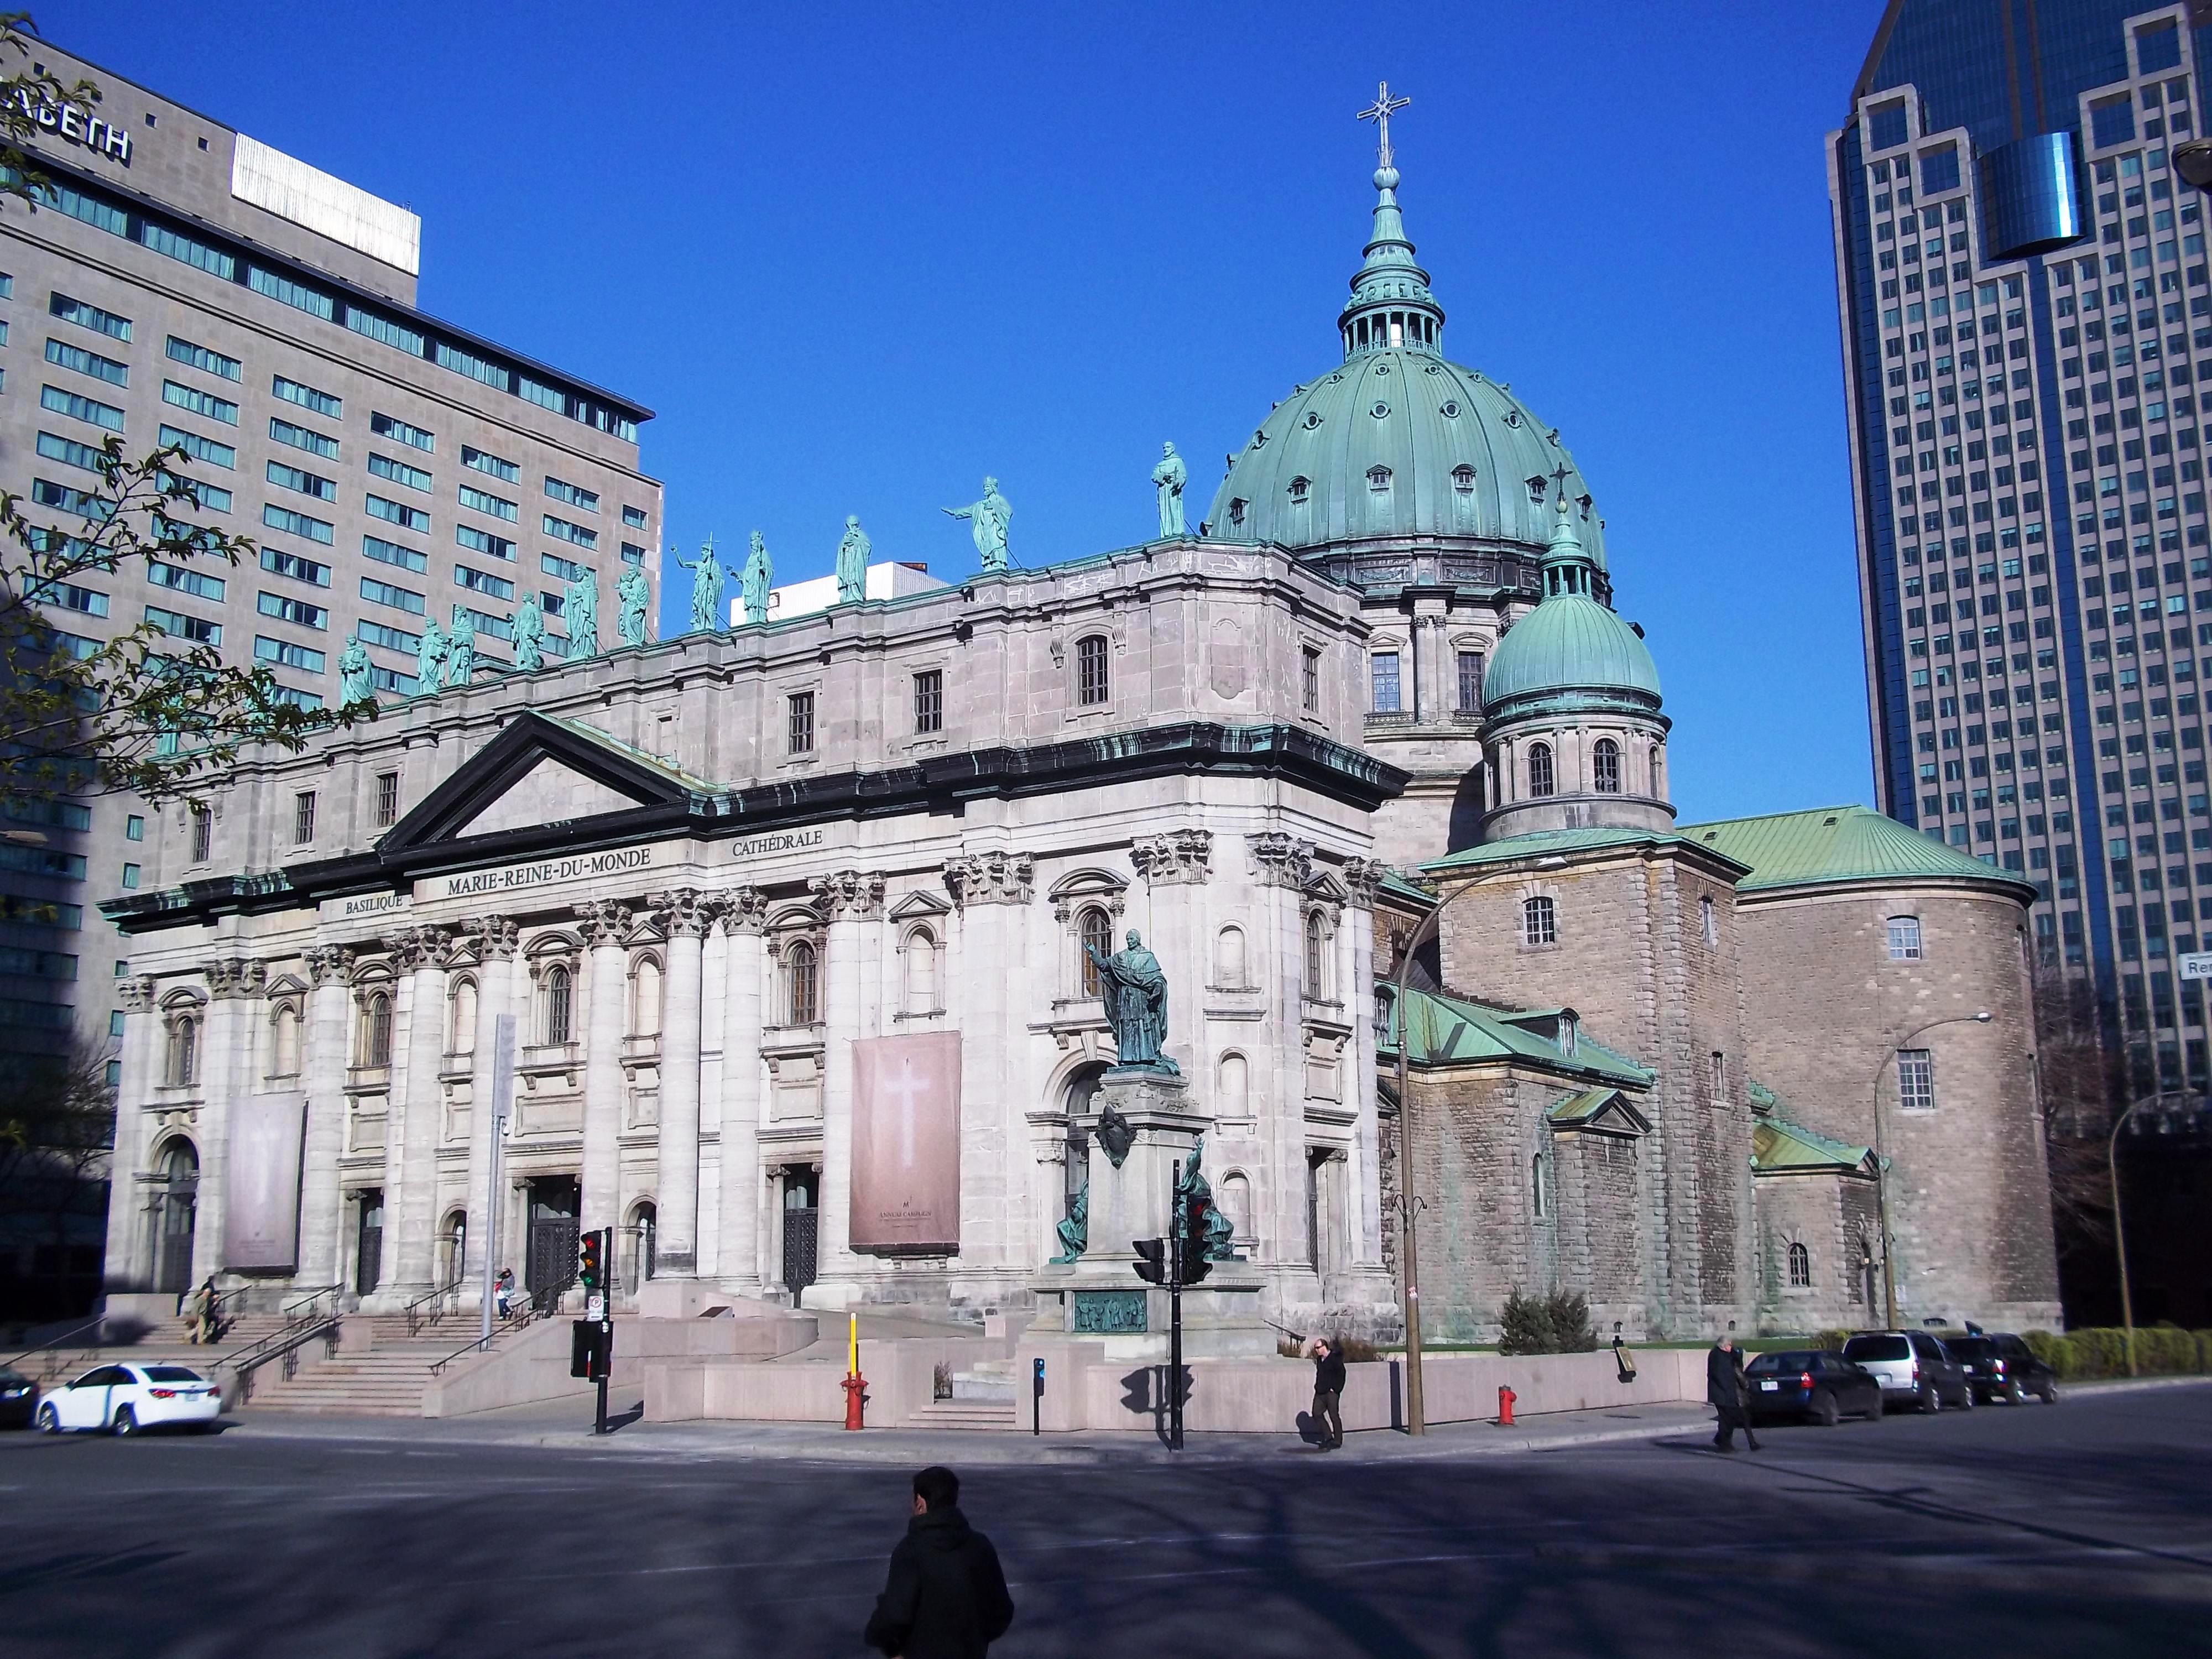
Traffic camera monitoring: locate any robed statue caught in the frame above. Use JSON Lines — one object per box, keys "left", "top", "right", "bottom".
{"left": 740, "top": 531, "right": 772, "bottom": 625}
{"left": 943, "top": 476, "right": 1011, "bottom": 572}
{"left": 565, "top": 570, "right": 600, "bottom": 658}
{"left": 445, "top": 606, "right": 477, "bottom": 687}
{"left": 1152, "top": 441, "right": 1188, "bottom": 538}
{"left": 677, "top": 535, "right": 724, "bottom": 634}
{"left": 835, "top": 515, "right": 869, "bottom": 604}
{"left": 1173, "top": 1138, "right": 1238, "bottom": 1262}
{"left": 337, "top": 633, "right": 374, "bottom": 706}
{"left": 616, "top": 564, "right": 650, "bottom": 648}
{"left": 1050, "top": 1182, "right": 1088, "bottom": 1265}
{"left": 513, "top": 592, "right": 546, "bottom": 671}
{"left": 414, "top": 614, "right": 446, "bottom": 692}
{"left": 1084, "top": 928, "right": 1177, "bottom": 1072}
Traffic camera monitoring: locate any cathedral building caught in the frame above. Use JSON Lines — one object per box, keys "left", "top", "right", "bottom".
{"left": 101, "top": 116, "right": 2062, "bottom": 1346}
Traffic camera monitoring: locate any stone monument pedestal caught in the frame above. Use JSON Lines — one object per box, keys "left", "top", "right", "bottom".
{"left": 1025, "top": 1066, "right": 1272, "bottom": 1361}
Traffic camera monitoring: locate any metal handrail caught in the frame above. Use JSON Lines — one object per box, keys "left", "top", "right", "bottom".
{"left": 403, "top": 1279, "right": 463, "bottom": 1337}
{"left": 426, "top": 1291, "right": 542, "bottom": 1376}
{"left": 282, "top": 1284, "right": 344, "bottom": 1322}
{"left": 223, "top": 1314, "right": 342, "bottom": 1404}
{"left": 5, "top": 1314, "right": 110, "bottom": 1379}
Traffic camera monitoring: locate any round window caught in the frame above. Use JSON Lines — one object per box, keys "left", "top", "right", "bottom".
{"left": 1441, "top": 401, "right": 1460, "bottom": 418}
{"left": 1371, "top": 401, "right": 1391, "bottom": 419}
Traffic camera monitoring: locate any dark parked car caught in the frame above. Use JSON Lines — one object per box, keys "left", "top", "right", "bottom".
{"left": 1743, "top": 1349, "right": 1884, "bottom": 1426}
{"left": 0, "top": 1366, "right": 39, "bottom": 1428}
{"left": 1840, "top": 1330, "right": 1974, "bottom": 1411}
{"left": 1943, "top": 1332, "right": 2059, "bottom": 1404}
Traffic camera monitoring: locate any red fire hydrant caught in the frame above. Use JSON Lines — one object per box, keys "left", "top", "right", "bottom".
{"left": 1497, "top": 1384, "right": 1517, "bottom": 1427}
{"left": 843, "top": 1370, "right": 868, "bottom": 1431}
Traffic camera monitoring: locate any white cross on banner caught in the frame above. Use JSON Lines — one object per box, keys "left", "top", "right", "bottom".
{"left": 850, "top": 1031, "right": 962, "bottom": 1254}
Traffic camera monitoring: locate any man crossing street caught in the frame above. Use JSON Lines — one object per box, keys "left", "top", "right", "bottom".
{"left": 1708, "top": 1334, "right": 1760, "bottom": 1453}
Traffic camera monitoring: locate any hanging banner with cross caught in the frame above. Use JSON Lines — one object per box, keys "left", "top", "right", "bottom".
{"left": 849, "top": 1031, "right": 963, "bottom": 1254}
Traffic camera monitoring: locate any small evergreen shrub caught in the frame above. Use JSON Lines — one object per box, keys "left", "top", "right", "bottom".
{"left": 1496, "top": 1288, "right": 1599, "bottom": 1354}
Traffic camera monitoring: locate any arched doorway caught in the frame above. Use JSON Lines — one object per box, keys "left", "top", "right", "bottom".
{"left": 152, "top": 1141, "right": 199, "bottom": 1295}
{"left": 355, "top": 1190, "right": 385, "bottom": 1295}
{"left": 627, "top": 1201, "right": 658, "bottom": 1292}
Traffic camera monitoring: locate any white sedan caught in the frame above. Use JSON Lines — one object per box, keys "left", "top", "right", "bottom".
{"left": 34, "top": 1362, "right": 221, "bottom": 1435}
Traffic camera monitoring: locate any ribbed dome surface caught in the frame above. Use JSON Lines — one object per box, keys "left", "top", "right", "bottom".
{"left": 1207, "top": 351, "right": 1608, "bottom": 564}
{"left": 1481, "top": 592, "right": 1662, "bottom": 712}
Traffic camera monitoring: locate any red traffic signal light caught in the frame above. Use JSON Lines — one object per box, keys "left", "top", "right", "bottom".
{"left": 1181, "top": 1194, "right": 1214, "bottom": 1286}
{"left": 578, "top": 1229, "right": 604, "bottom": 1293}
{"left": 1132, "top": 1238, "right": 1167, "bottom": 1285}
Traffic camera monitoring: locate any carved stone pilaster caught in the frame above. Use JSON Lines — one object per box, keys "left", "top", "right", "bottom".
{"left": 1131, "top": 828, "right": 1213, "bottom": 885}
{"left": 468, "top": 916, "right": 522, "bottom": 961}
{"left": 394, "top": 926, "right": 456, "bottom": 972}
{"left": 650, "top": 888, "right": 716, "bottom": 938}
{"left": 205, "top": 957, "right": 267, "bottom": 1000}
{"left": 719, "top": 886, "right": 769, "bottom": 936}
{"left": 1246, "top": 832, "right": 1316, "bottom": 890}
{"left": 1341, "top": 857, "right": 1386, "bottom": 908}
{"left": 116, "top": 975, "right": 155, "bottom": 1014}
{"left": 943, "top": 849, "right": 1035, "bottom": 908}
{"left": 810, "top": 869, "right": 886, "bottom": 920}
{"left": 580, "top": 901, "right": 633, "bottom": 948}
{"left": 304, "top": 946, "right": 353, "bottom": 986}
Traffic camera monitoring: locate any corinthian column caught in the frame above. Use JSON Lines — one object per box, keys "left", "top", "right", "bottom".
{"left": 299, "top": 947, "right": 354, "bottom": 1288}
{"left": 716, "top": 888, "right": 768, "bottom": 1292}
{"left": 102, "top": 976, "right": 156, "bottom": 1293}
{"left": 650, "top": 889, "right": 712, "bottom": 1279}
{"left": 389, "top": 927, "right": 453, "bottom": 1293}
{"left": 811, "top": 870, "right": 885, "bottom": 1306}
{"left": 463, "top": 917, "right": 519, "bottom": 1296}
{"left": 194, "top": 956, "right": 266, "bottom": 1282}
{"left": 580, "top": 901, "right": 632, "bottom": 1236}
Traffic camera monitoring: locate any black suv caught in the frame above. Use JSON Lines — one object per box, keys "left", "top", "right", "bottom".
{"left": 1943, "top": 1331, "right": 2058, "bottom": 1404}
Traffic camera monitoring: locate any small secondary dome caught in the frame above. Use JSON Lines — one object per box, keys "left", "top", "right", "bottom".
{"left": 1482, "top": 491, "right": 1661, "bottom": 716}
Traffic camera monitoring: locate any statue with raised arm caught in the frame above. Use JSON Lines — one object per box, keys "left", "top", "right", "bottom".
{"left": 445, "top": 605, "right": 476, "bottom": 687}
{"left": 835, "top": 515, "right": 869, "bottom": 604}
{"left": 338, "top": 633, "right": 374, "bottom": 706}
{"left": 1083, "top": 928, "right": 1177, "bottom": 1072}
{"left": 513, "top": 592, "right": 546, "bottom": 671}
{"left": 616, "top": 564, "right": 650, "bottom": 648}
{"left": 565, "top": 569, "right": 599, "bottom": 658}
{"left": 676, "top": 535, "right": 724, "bottom": 634}
{"left": 942, "top": 476, "right": 1011, "bottom": 572}
{"left": 414, "top": 614, "right": 446, "bottom": 693}
{"left": 740, "top": 531, "right": 771, "bottom": 625}
{"left": 1173, "top": 1138, "right": 1238, "bottom": 1262}
{"left": 1050, "top": 1181, "right": 1087, "bottom": 1265}
{"left": 1152, "top": 441, "right": 1188, "bottom": 538}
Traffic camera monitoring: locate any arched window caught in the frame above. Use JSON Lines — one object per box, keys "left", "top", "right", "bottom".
{"left": 904, "top": 927, "right": 938, "bottom": 1014}
{"left": 1787, "top": 1240, "right": 1812, "bottom": 1290}
{"left": 166, "top": 1013, "right": 200, "bottom": 1087}
{"left": 1214, "top": 925, "right": 1246, "bottom": 987}
{"left": 1375, "top": 984, "right": 1395, "bottom": 1038}
{"left": 1227, "top": 497, "right": 1248, "bottom": 529}
{"left": 630, "top": 956, "right": 663, "bottom": 1037}
{"left": 448, "top": 979, "right": 478, "bottom": 1057}
{"left": 1075, "top": 634, "right": 1110, "bottom": 706}
{"left": 440, "top": 1209, "right": 468, "bottom": 1289}
{"left": 541, "top": 965, "right": 573, "bottom": 1046}
{"left": 269, "top": 1004, "right": 300, "bottom": 1078}
{"left": 358, "top": 992, "right": 393, "bottom": 1068}
{"left": 1288, "top": 476, "right": 1311, "bottom": 505}
{"left": 1303, "top": 910, "right": 1328, "bottom": 999}
{"left": 1886, "top": 916, "right": 1923, "bottom": 961}
{"left": 1524, "top": 895, "right": 1557, "bottom": 947}
{"left": 1531, "top": 1153, "right": 1547, "bottom": 1219}
{"left": 1702, "top": 895, "right": 1719, "bottom": 948}
{"left": 785, "top": 940, "right": 820, "bottom": 1025}
{"left": 1528, "top": 742, "right": 1556, "bottom": 797}
{"left": 1078, "top": 906, "right": 1114, "bottom": 997}
{"left": 1451, "top": 463, "right": 1475, "bottom": 494}
{"left": 1219, "top": 1171, "right": 1253, "bottom": 1245}
{"left": 630, "top": 1201, "right": 658, "bottom": 1287}
{"left": 1217, "top": 1051, "right": 1250, "bottom": 1118}
{"left": 1593, "top": 738, "right": 1620, "bottom": 794}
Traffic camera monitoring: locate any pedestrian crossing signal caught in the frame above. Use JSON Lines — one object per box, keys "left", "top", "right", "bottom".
{"left": 578, "top": 1229, "right": 604, "bottom": 1293}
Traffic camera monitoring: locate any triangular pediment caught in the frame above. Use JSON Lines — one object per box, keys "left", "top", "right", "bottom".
{"left": 457, "top": 756, "right": 650, "bottom": 838}
{"left": 1546, "top": 1087, "right": 1651, "bottom": 1138}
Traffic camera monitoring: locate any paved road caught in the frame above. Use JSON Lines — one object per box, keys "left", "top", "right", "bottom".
{"left": 3, "top": 1382, "right": 2206, "bottom": 1657}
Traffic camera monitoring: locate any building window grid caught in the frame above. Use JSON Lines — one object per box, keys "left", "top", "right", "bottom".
{"left": 293, "top": 791, "right": 316, "bottom": 844}
{"left": 1896, "top": 1047, "right": 1936, "bottom": 1113}
{"left": 374, "top": 771, "right": 400, "bottom": 829}
{"left": 913, "top": 670, "right": 942, "bottom": 735}
{"left": 787, "top": 690, "right": 815, "bottom": 755}
{"left": 1522, "top": 895, "right": 1556, "bottom": 946}
{"left": 1076, "top": 634, "right": 1110, "bottom": 706}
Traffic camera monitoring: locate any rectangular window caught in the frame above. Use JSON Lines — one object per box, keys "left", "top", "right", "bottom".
{"left": 148, "top": 562, "right": 223, "bottom": 601}
{"left": 120, "top": 862, "right": 139, "bottom": 890}
{"left": 42, "top": 385, "right": 125, "bottom": 432}
{"left": 1711, "top": 1051, "right": 1726, "bottom": 1099}
{"left": 162, "top": 380, "right": 238, "bottom": 424}
{"left": 247, "top": 267, "right": 335, "bottom": 321}
{"left": 164, "top": 336, "right": 242, "bottom": 381}
{"left": 2092, "top": 95, "right": 2136, "bottom": 149}
{"left": 362, "top": 534, "right": 427, "bottom": 573}
{"left": 620, "top": 541, "right": 645, "bottom": 566}
{"left": 1455, "top": 649, "right": 1484, "bottom": 712}
{"left": 366, "top": 493, "right": 430, "bottom": 533}
{"left": 140, "top": 220, "right": 233, "bottom": 279}
{"left": 161, "top": 471, "right": 231, "bottom": 513}
{"left": 461, "top": 444, "right": 518, "bottom": 483}
{"left": 156, "top": 424, "right": 233, "bottom": 467}
{"left": 459, "top": 484, "right": 518, "bottom": 521}
{"left": 788, "top": 689, "right": 816, "bottom": 754}
{"left": 451, "top": 604, "right": 513, "bottom": 642}
{"left": 374, "top": 770, "right": 400, "bottom": 828}
{"left": 35, "top": 431, "right": 103, "bottom": 473}
{"left": 343, "top": 306, "right": 425, "bottom": 356}
{"left": 370, "top": 411, "right": 435, "bottom": 452}
{"left": 540, "top": 551, "right": 589, "bottom": 583}
{"left": 48, "top": 291, "right": 131, "bottom": 342}
{"left": 271, "top": 375, "right": 342, "bottom": 418}
{"left": 1302, "top": 645, "right": 1321, "bottom": 710}
{"left": 268, "top": 417, "right": 339, "bottom": 460}
{"left": 1370, "top": 650, "right": 1401, "bottom": 713}
{"left": 46, "top": 338, "right": 127, "bottom": 385}
{"left": 367, "top": 453, "right": 432, "bottom": 492}
{"left": 622, "top": 505, "right": 648, "bottom": 529}
{"left": 518, "top": 373, "right": 565, "bottom": 412}
{"left": 267, "top": 461, "right": 336, "bottom": 502}
{"left": 190, "top": 805, "right": 211, "bottom": 863}
{"left": 124, "top": 816, "right": 143, "bottom": 841}
{"left": 33, "top": 179, "right": 126, "bottom": 237}
{"left": 455, "top": 564, "right": 514, "bottom": 601}
{"left": 260, "top": 546, "right": 332, "bottom": 586}
{"left": 360, "top": 576, "right": 425, "bottom": 615}
{"left": 357, "top": 619, "right": 420, "bottom": 655}
{"left": 272, "top": 686, "right": 322, "bottom": 712}
{"left": 914, "top": 669, "right": 943, "bottom": 734}
{"left": 143, "top": 604, "right": 217, "bottom": 645}
{"left": 293, "top": 790, "right": 317, "bottom": 844}
{"left": 257, "top": 591, "right": 328, "bottom": 630}
{"left": 1076, "top": 634, "right": 1110, "bottom": 706}
{"left": 541, "top": 513, "right": 597, "bottom": 549}
{"left": 1897, "top": 1047, "right": 1936, "bottom": 1112}
{"left": 544, "top": 476, "right": 599, "bottom": 513}
{"left": 255, "top": 635, "right": 326, "bottom": 674}
{"left": 434, "top": 341, "right": 510, "bottom": 391}
{"left": 30, "top": 478, "right": 103, "bottom": 518}
{"left": 459, "top": 525, "right": 517, "bottom": 561}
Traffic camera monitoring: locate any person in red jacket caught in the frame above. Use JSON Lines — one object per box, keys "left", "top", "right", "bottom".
{"left": 864, "top": 1466, "right": 1014, "bottom": 1659}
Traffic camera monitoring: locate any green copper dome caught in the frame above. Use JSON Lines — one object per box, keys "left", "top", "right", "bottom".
{"left": 1481, "top": 493, "right": 1661, "bottom": 716}
{"left": 1206, "top": 151, "right": 1606, "bottom": 565}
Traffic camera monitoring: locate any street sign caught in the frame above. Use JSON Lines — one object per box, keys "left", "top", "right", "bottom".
{"left": 2181, "top": 953, "right": 2212, "bottom": 981}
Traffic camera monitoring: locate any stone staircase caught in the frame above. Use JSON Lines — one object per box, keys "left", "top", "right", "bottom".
{"left": 238, "top": 1313, "right": 486, "bottom": 1417}
{"left": 14, "top": 1311, "right": 295, "bottom": 1385}
{"left": 904, "top": 1358, "right": 1020, "bottom": 1430}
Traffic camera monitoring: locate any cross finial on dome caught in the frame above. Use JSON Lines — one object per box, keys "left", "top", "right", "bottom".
{"left": 1357, "top": 81, "right": 1411, "bottom": 170}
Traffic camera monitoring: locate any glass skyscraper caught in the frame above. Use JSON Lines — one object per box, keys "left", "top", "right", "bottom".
{"left": 1833, "top": 2, "right": 2212, "bottom": 1095}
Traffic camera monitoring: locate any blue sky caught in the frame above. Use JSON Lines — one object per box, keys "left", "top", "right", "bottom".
{"left": 53, "top": 0, "right": 1889, "bottom": 823}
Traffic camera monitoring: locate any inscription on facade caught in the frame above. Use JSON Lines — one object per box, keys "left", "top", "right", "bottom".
{"left": 320, "top": 891, "right": 411, "bottom": 924}
{"left": 434, "top": 845, "right": 655, "bottom": 899}
{"left": 732, "top": 828, "right": 827, "bottom": 860}
{"left": 9, "top": 91, "right": 132, "bottom": 165}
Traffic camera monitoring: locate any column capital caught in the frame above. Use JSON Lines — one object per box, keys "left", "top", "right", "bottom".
{"left": 116, "top": 975, "right": 156, "bottom": 1014}
{"left": 1133, "top": 828, "right": 1213, "bottom": 886}
{"left": 1246, "top": 831, "right": 1316, "bottom": 890}
{"left": 580, "top": 900, "right": 633, "bottom": 948}
{"left": 204, "top": 957, "right": 267, "bottom": 1000}
{"left": 943, "top": 849, "right": 1035, "bottom": 908}
{"left": 394, "top": 926, "right": 456, "bottom": 972}
{"left": 304, "top": 945, "right": 354, "bottom": 985}
{"left": 649, "top": 888, "right": 716, "bottom": 939}
{"left": 718, "top": 886, "right": 770, "bottom": 936}
{"left": 1340, "top": 857, "right": 1386, "bottom": 907}
{"left": 465, "top": 915, "right": 523, "bottom": 960}
{"left": 810, "top": 869, "right": 886, "bottom": 920}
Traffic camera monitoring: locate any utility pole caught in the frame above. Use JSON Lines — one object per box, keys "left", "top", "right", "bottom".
{"left": 479, "top": 1014, "right": 514, "bottom": 1345}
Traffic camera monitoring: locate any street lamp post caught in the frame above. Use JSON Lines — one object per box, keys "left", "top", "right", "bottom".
{"left": 1869, "top": 1011, "right": 1991, "bottom": 1328}
{"left": 2108, "top": 1097, "right": 2151, "bottom": 1378}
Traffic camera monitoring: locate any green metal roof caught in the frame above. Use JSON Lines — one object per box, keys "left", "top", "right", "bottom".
{"left": 1751, "top": 1117, "right": 1875, "bottom": 1176}
{"left": 1546, "top": 1088, "right": 1651, "bottom": 1133}
{"left": 1421, "top": 826, "right": 1749, "bottom": 877}
{"left": 1379, "top": 985, "right": 1651, "bottom": 1085}
{"left": 1481, "top": 493, "right": 1660, "bottom": 714}
{"left": 1678, "top": 805, "right": 2038, "bottom": 900}
{"left": 1379, "top": 870, "right": 1437, "bottom": 910}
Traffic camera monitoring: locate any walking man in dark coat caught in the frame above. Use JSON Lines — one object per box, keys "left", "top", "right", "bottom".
{"left": 1707, "top": 1334, "right": 1760, "bottom": 1452}
{"left": 1310, "top": 1336, "right": 1347, "bottom": 1450}
{"left": 864, "top": 1465, "right": 1015, "bottom": 1659}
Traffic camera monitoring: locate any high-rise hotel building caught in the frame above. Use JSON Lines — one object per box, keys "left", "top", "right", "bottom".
{"left": 0, "top": 42, "right": 659, "bottom": 1061}
{"left": 1833, "top": 3, "right": 2212, "bottom": 1094}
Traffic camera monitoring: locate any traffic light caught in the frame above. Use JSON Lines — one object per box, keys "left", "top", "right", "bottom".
{"left": 1132, "top": 1238, "right": 1167, "bottom": 1285}
{"left": 1180, "top": 1193, "right": 1214, "bottom": 1286}
{"left": 578, "top": 1228, "right": 603, "bottom": 1293}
